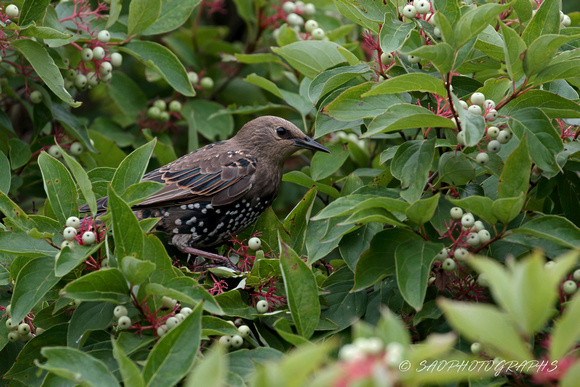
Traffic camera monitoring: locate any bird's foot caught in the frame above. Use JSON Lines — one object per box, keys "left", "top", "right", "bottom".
{"left": 181, "top": 247, "right": 237, "bottom": 271}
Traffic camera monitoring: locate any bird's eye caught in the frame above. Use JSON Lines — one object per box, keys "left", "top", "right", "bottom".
{"left": 276, "top": 127, "right": 287, "bottom": 136}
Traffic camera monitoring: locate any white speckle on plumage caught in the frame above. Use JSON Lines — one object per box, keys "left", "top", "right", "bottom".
{"left": 188, "top": 204, "right": 194, "bottom": 209}
{"left": 203, "top": 228, "right": 208, "bottom": 233}
{"left": 217, "top": 222, "right": 224, "bottom": 229}
{"left": 175, "top": 219, "right": 182, "bottom": 225}
{"left": 215, "top": 209, "right": 220, "bottom": 214}
{"left": 181, "top": 205, "right": 187, "bottom": 210}
{"left": 235, "top": 203, "right": 240, "bottom": 208}
{"left": 246, "top": 202, "right": 250, "bottom": 207}
{"left": 194, "top": 203, "right": 200, "bottom": 209}
{"left": 201, "top": 209, "right": 207, "bottom": 214}
{"left": 207, "top": 204, "right": 213, "bottom": 209}
{"left": 190, "top": 227, "right": 196, "bottom": 233}
{"left": 186, "top": 217, "right": 197, "bottom": 225}
{"left": 199, "top": 221, "right": 204, "bottom": 227}
{"left": 173, "top": 228, "right": 179, "bottom": 234}
{"left": 164, "top": 212, "right": 169, "bottom": 217}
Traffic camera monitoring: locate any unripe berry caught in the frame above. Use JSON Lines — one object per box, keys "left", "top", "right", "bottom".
{"left": 81, "top": 48, "right": 93, "bottom": 62}
{"left": 466, "top": 233, "right": 480, "bottom": 247}
{"left": 18, "top": 323, "right": 31, "bottom": 336}
{"left": 238, "top": 325, "right": 250, "bottom": 337}
{"left": 454, "top": 247, "right": 469, "bottom": 260}
{"left": 338, "top": 344, "right": 361, "bottom": 361}
{"left": 475, "top": 152, "right": 489, "bottom": 166}
{"left": 574, "top": 269, "right": 580, "bottom": 282}
{"left": 218, "top": 335, "right": 231, "bottom": 347}
{"left": 110, "top": 52, "right": 123, "bottom": 67}
{"left": 473, "top": 221, "right": 485, "bottom": 232}
{"left": 157, "top": 325, "right": 168, "bottom": 337}
{"left": 450, "top": 207, "right": 463, "bottom": 219}
{"left": 483, "top": 99, "right": 496, "bottom": 110}
{"left": 48, "top": 145, "right": 62, "bottom": 159}
{"left": 380, "top": 52, "right": 394, "bottom": 63}
{"left": 70, "top": 142, "right": 83, "bottom": 155}
{"left": 485, "top": 109, "right": 498, "bottom": 120}
{"left": 6, "top": 318, "right": 17, "bottom": 330}
{"left": 456, "top": 131, "right": 465, "bottom": 145}
{"left": 311, "top": 28, "right": 325, "bottom": 40}
{"left": 30, "top": 90, "right": 43, "bottom": 104}
{"left": 545, "top": 261, "right": 556, "bottom": 269}
{"left": 165, "top": 316, "right": 179, "bottom": 329}
{"left": 147, "top": 106, "right": 161, "bottom": 119}
{"left": 414, "top": 0, "right": 431, "bottom": 14}
{"left": 442, "top": 258, "right": 456, "bottom": 271}
{"left": 471, "top": 342, "right": 482, "bottom": 354}
{"left": 468, "top": 105, "right": 482, "bottom": 115}
{"left": 187, "top": 71, "right": 199, "bottom": 84}
{"left": 5, "top": 4, "right": 19, "bottom": 18}
{"left": 154, "top": 99, "right": 167, "bottom": 111}
{"left": 478, "top": 273, "right": 489, "bottom": 287}
{"left": 169, "top": 100, "right": 182, "bottom": 112}
{"left": 562, "top": 14, "right": 571, "bottom": 27}
{"left": 7, "top": 331, "right": 19, "bottom": 342}
{"left": 497, "top": 130, "right": 511, "bottom": 144}
{"left": 65, "top": 69, "right": 77, "bottom": 80}
{"left": 162, "top": 296, "right": 177, "bottom": 309}
{"left": 470, "top": 92, "right": 485, "bottom": 106}
{"left": 231, "top": 334, "right": 243, "bottom": 348}
{"left": 487, "top": 140, "right": 501, "bottom": 154}
{"left": 478, "top": 229, "right": 491, "bottom": 243}
{"left": 433, "top": 27, "right": 441, "bottom": 38}
{"left": 74, "top": 74, "right": 88, "bottom": 89}
{"left": 303, "top": 3, "right": 316, "bottom": 16}
{"left": 287, "top": 13, "right": 304, "bottom": 27}
{"left": 402, "top": 4, "right": 417, "bottom": 18}
{"left": 82, "top": 231, "right": 96, "bottom": 245}
{"left": 92, "top": 46, "right": 106, "bottom": 61}
{"left": 117, "top": 315, "right": 131, "bottom": 330}
{"left": 200, "top": 77, "right": 214, "bottom": 89}
{"left": 436, "top": 247, "right": 448, "bottom": 261}
{"left": 61, "top": 240, "right": 74, "bottom": 249}
{"left": 487, "top": 126, "right": 500, "bottom": 138}
{"left": 459, "top": 100, "right": 468, "bottom": 109}
{"left": 304, "top": 19, "right": 318, "bottom": 32}
{"left": 256, "top": 300, "right": 269, "bottom": 313}
{"left": 62, "top": 227, "right": 77, "bottom": 241}
{"left": 87, "top": 71, "right": 99, "bottom": 87}
{"left": 282, "top": 1, "right": 296, "bottom": 14}
{"left": 562, "top": 280, "right": 577, "bottom": 295}
{"left": 407, "top": 55, "right": 421, "bottom": 64}
{"left": 179, "top": 307, "right": 192, "bottom": 316}
{"left": 461, "top": 213, "right": 475, "bottom": 227}
{"left": 114, "top": 305, "right": 128, "bottom": 318}
{"left": 248, "top": 237, "right": 262, "bottom": 251}
{"left": 99, "top": 61, "right": 112, "bottom": 75}
{"left": 97, "top": 30, "right": 111, "bottom": 43}
{"left": 159, "top": 111, "right": 170, "bottom": 122}
{"left": 5, "top": 304, "right": 11, "bottom": 316}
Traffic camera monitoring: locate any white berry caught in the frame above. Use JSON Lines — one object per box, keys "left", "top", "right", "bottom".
{"left": 478, "top": 273, "right": 489, "bottom": 287}
{"left": 414, "top": 0, "right": 431, "bottom": 14}
{"left": 450, "top": 207, "right": 463, "bottom": 219}
{"left": 81, "top": 48, "right": 93, "bottom": 62}
{"left": 110, "top": 52, "right": 123, "bottom": 67}
{"left": 478, "top": 229, "right": 491, "bottom": 243}
{"left": 456, "top": 131, "right": 465, "bottom": 145}
{"left": 473, "top": 221, "right": 485, "bottom": 232}
{"left": 303, "top": 3, "right": 316, "bottom": 16}
{"left": 408, "top": 55, "right": 421, "bottom": 64}
{"left": 238, "top": 325, "right": 250, "bottom": 337}
{"left": 61, "top": 240, "right": 74, "bottom": 249}
{"left": 466, "top": 233, "right": 480, "bottom": 247}
{"left": 311, "top": 28, "right": 325, "bottom": 40}
{"left": 70, "top": 142, "right": 83, "bottom": 156}
{"left": 485, "top": 109, "right": 498, "bottom": 120}
{"left": 304, "top": 19, "right": 318, "bottom": 32}
{"left": 6, "top": 318, "right": 16, "bottom": 330}
{"left": 436, "top": 247, "right": 448, "bottom": 261}
{"left": 256, "top": 300, "right": 269, "bottom": 313}
{"left": 282, "top": 1, "right": 296, "bottom": 14}
{"left": 97, "top": 30, "right": 111, "bottom": 43}
{"left": 187, "top": 71, "right": 199, "bottom": 84}
{"left": 563, "top": 280, "right": 577, "bottom": 295}
{"left": 433, "top": 26, "right": 441, "bottom": 38}
{"left": 454, "top": 247, "right": 469, "bottom": 260}
{"left": 287, "top": 13, "right": 304, "bottom": 27}
{"left": 114, "top": 305, "right": 128, "bottom": 318}
{"left": 475, "top": 152, "right": 489, "bottom": 166}
{"left": 82, "top": 231, "right": 96, "bottom": 245}
{"left": 162, "top": 296, "right": 177, "bottom": 309}
{"left": 487, "top": 140, "right": 501, "bottom": 153}
{"left": 468, "top": 105, "right": 482, "bottom": 115}
{"left": 562, "top": 15, "right": 571, "bottom": 27}
{"left": 461, "top": 213, "right": 475, "bottom": 227}
{"left": 165, "top": 316, "right": 179, "bottom": 329}
{"left": 18, "top": 323, "right": 31, "bottom": 336}
{"left": 218, "top": 335, "right": 231, "bottom": 347}
{"left": 380, "top": 52, "right": 394, "bottom": 63}
{"left": 200, "top": 77, "right": 214, "bottom": 89}
{"left": 248, "top": 237, "right": 262, "bottom": 250}
{"left": 169, "top": 100, "right": 182, "bottom": 112}
{"left": 63, "top": 226, "right": 78, "bottom": 240}
{"left": 231, "top": 335, "right": 244, "bottom": 348}
{"left": 483, "top": 99, "right": 495, "bottom": 110}
{"left": 74, "top": 74, "right": 88, "bottom": 89}
{"left": 442, "top": 258, "right": 456, "bottom": 271}
{"left": 157, "top": 325, "right": 168, "bottom": 337}
{"left": 87, "top": 72, "right": 99, "bottom": 87}
{"left": 99, "top": 61, "right": 113, "bottom": 75}
{"left": 459, "top": 100, "right": 468, "bottom": 110}
{"left": 175, "top": 313, "right": 185, "bottom": 322}
{"left": 92, "top": 46, "right": 105, "bottom": 61}
{"left": 7, "top": 331, "right": 19, "bottom": 342}
{"left": 497, "top": 130, "right": 511, "bottom": 144}
{"left": 573, "top": 269, "right": 580, "bottom": 282}
{"left": 487, "top": 126, "right": 500, "bottom": 138}
{"left": 179, "top": 307, "right": 192, "bottom": 316}
{"left": 471, "top": 342, "right": 482, "bottom": 354}
{"left": 470, "top": 92, "right": 485, "bottom": 106}
{"left": 5, "top": 4, "right": 19, "bottom": 18}
{"left": 402, "top": 4, "right": 417, "bottom": 18}
{"left": 117, "top": 315, "right": 131, "bottom": 330}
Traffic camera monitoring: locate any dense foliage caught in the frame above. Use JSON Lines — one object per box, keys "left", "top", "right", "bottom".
{"left": 1, "top": 0, "right": 580, "bottom": 385}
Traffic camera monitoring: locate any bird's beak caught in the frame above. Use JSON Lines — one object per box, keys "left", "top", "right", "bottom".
{"left": 293, "top": 136, "right": 331, "bottom": 153}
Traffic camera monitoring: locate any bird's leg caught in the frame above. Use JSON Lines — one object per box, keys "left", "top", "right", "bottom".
{"left": 181, "top": 247, "right": 238, "bottom": 271}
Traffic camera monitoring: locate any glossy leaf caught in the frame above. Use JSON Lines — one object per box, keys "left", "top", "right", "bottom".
{"left": 111, "top": 139, "right": 156, "bottom": 195}
{"left": 128, "top": 0, "right": 162, "bottom": 35}
{"left": 363, "top": 73, "right": 447, "bottom": 98}
{"left": 391, "top": 138, "right": 436, "bottom": 203}
{"left": 498, "top": 135, "right": 531, "bottom": 199}
{"left": 521, "top": 0, "right": 560, "bottom": 46}
{"left": 271, "top": 41, "right": 348, "bottom": 79}
{"left": 142, "top": 0, "right": 201, "bottom": 35}
{"left": 38, "top": 152, "right": 78, "bottom": 225}
{"left": 453, "top": 4, "right": 509, "bottom": 49}
{"left": 112, "top": 339, "right": 146, "bottom": 387}
{"left": 308, "top": 64, "right": 371, "bottom": 103}
{"left": 146, "top": 277, "right": 223, "bottom": 315}
{"left": 283, "top": 187, "right": 317, "bottom": 254}
{"left": 63, "top": 268, "right": 131, "bottom": 303}
{"left": 511, "top": 215, "right": 580, "bottom": 248}
{"left": 108, "top": 185, "right": 145, "bottom": 259}
{"left": 406, "top": 194, "right": 440, "bottom": 225}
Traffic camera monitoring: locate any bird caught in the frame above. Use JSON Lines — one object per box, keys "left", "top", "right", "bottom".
{"left": 80, "top": 116, "right": 329, "bottom": 258}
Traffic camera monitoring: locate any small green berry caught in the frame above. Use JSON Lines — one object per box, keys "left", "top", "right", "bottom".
{"left": 256, "top": 300, "right": 269, "bottom": 313}
{"left": 563, "top": 280, "right": 577, "bottom": 295}
{"left": 117, "top": 315, "right": 132, "bottom": 330}
{"left": 7, "top": 331, "right": 19, "bottom": 342}
{"left": 442, "top": 258, "right": 456, "bottom": 271}
{"left": 110, "top": 52, "right": 123, "bottom": 67}
{"left": 70, "top": 142, "right": 84, "bottom": 155}
{"left": 162, "top": 296, "right": 177, "bottom": 309}
{"left": 169, "top": 100, "right": 182, "bottom": 112}
{"left": 30, "top": 90, "right": 43, "bottom": 104}
{"left": 471, "top": 342, "right": 482, "bottom": 354}
{"left": 17, "top": 323, "right": 30, "bottom": 336}
{"left": 200, "top": 77, "right": 214, "bottom": 89}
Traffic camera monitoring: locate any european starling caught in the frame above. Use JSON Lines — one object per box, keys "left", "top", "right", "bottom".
{"left": 82, "top": 116, "right": 329, "bottom": 252}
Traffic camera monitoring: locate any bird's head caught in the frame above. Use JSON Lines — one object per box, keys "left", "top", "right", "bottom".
{"left": 234, "top": 116, "right": 330, "bottom": 163}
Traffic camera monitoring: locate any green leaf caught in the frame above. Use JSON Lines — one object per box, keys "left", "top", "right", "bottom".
{"left": 379, "top": 16, "right": 415, "bottom": 54}
{"left": 508, "top": 108, "right": 563, "bottom": 174}
{"left": 121, "top": 256, "right": 156, "bottom": 286}
{"left": 391, "top": 138, "right": 436, "bottom": 203}
{"left": 184, "top": 344, "right": 227, "bottom": 387}
{"left": 107, "top": 72, "right": 148, "bottom": 125}
{"left": 38, "top": 152, "right": 78, "bottom": 226}
{"left": 142, "top": 0, "right": 201, "bottom": 35}
{"left": 273, "top": 318, "right": 311, "bottom": 346}
{"left": 108, "top": 185, "right": 145, "bottom": 260}
{"left": 111, "top": 139, "right": 156, "bottom": 195}
{"left": 283, "top": 187, "right": 317, "bottom": 254}
{"left": 112, "top": 339, "right": 146, "bottom": 387}
{"left": 363, "top": 73, "right": 447, "bottom": 98}
{"left": 406, "top": 194, "right": 440, "bottom": 225}
{"left": 279, "top": 241, "right": 320, "bottom": 339}
{"left": 310, "top": 144, "right": 349, "bottom": 181}
{"left": 53, "top": 105, "right": 96, "bottom": 152}
{"left": 19, "top": 26, "right": 72, "bottom": 40}
{"left": 364, "top": 104, "right": 455, "bottom": 138}
{"left": 120, "top": 41, "right": 195, "bottom": 96}
{"left": 8, "top": 137, "right": 31, "bottom": 169}
{"left": 511, "top": 215, "right": 580, "bottom": 248}
{"left": 492, "top": 195, "right": 525, "bottom": 224}
{"left": 498, "top": 136, "right": 531, "bottom": 199}
{"left": 448, "top": 196, "right": 497, "bottom": 225}
{"left": 55, "top": 243, "right": 103, "bottom": 277}
{"left": 0, "top": 190, "right": 37, "bottom": 232}
{"left": 283, "top": 171, "right": 340, "bottom": 199}
{"left": 10, "top": 39, "right": 78, "bottom": 106}
{"left": 38, "top": 347, "right": 119, "bottom": 387}
{"left": 438, "top": 299, "right": 533, "bottom": 361}
{"left": 321, "top": 266, "right": 366, "bottom": 331}
{"left": 20, "top": 0, "right": 51, "bottom": 26}
{"left": 182, "top": 100, "right": 234, "bottom": 141}
{"left": 395, "top": 240, "right": 443, "bottom": 311}
{"left": 408, "top": 42, "right": 454, "bottom": 74}
{"left": 437, "top": 152, "right": 476, "bottom": 186}
{"left": 308, "top": 64, "right": 371, "bottom": 103}
{"left": 63, "top": 268, "right": 131, "bottom": 303}
{"left": 60, "top": 146, "right": 97, "bottom": 216}
{"left": 67, "top": 302, "right": 115, "bottom": 348}
{"left": 235, "top": 53, "right": 282, "bottom": 64}
{"left": 143, "top": 303, "right": 202, "bottom": 387}
{"left": 433, "top": 0, "right": 461, "bottom": 26}
{"left": 353, "top": 228, "right": 422, "bottom": 291}
{"left": 534, "top": 59, "right": 580, "bottom": 85}
{"left": 550, "top": 291, "right": 580, "bottom": 361}
{"left": 11, "top": 256, "right": 59, "bottom": 323}
{"left": 128, "top": 0, "right": 162, "bottom": 35}
{"left": 500, "top": 22, "right": 527, "bottom": 82}
{"left": 244, "top": 74, "right": 312, "bottom": 116}
{"left": 313, "top": 194, "right": 409, "bottom": 221}
{"left": 453, "top": 3, "right": 509, "bottom": 49}
{"left": 146, "top": 277, "right": 223, "bottom": 315}
{"left": 271, "top": 41, "right": 348, "bottom": 79}
{"left": 512, "top": 0, "right": 533, "bottom": 25}
{"left": 521, "top": 0, "right": 560, "bottom": 46}
{"left": 523, "top": 34, "right": 580, "bottom": 77}
{"left": 501, "top": 90, "right": 580, "bottom": 119}
{"left": 339, "top": 222, "right": 382, "bottom": 271}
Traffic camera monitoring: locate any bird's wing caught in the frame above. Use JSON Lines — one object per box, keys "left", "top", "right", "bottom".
{"left": 134, "top": 148, "right": 257, "bottom": 208}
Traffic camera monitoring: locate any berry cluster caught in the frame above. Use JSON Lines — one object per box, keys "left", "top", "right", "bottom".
{"left": 2, "top": 304, "right": 37, "bottom": 343}
{"left": 46, "top": 141, "right": 84, "bottom": 159}
{"left": 560, "top": 269, "right": 580, "bottom": 296}
{"left": 146, "top": 99, "right": 183, "bottom": 122}
{"left": 60, "top": 216, "right": 102, "bottom": 249}
{"left": 218, "top": 322, "right": 251, "bottom": 350}
{"left": 187, "top": 70, "right": 214, "bottom": 91}
{"left": 273, "top": 1, "right": 325, "bottom": 41}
